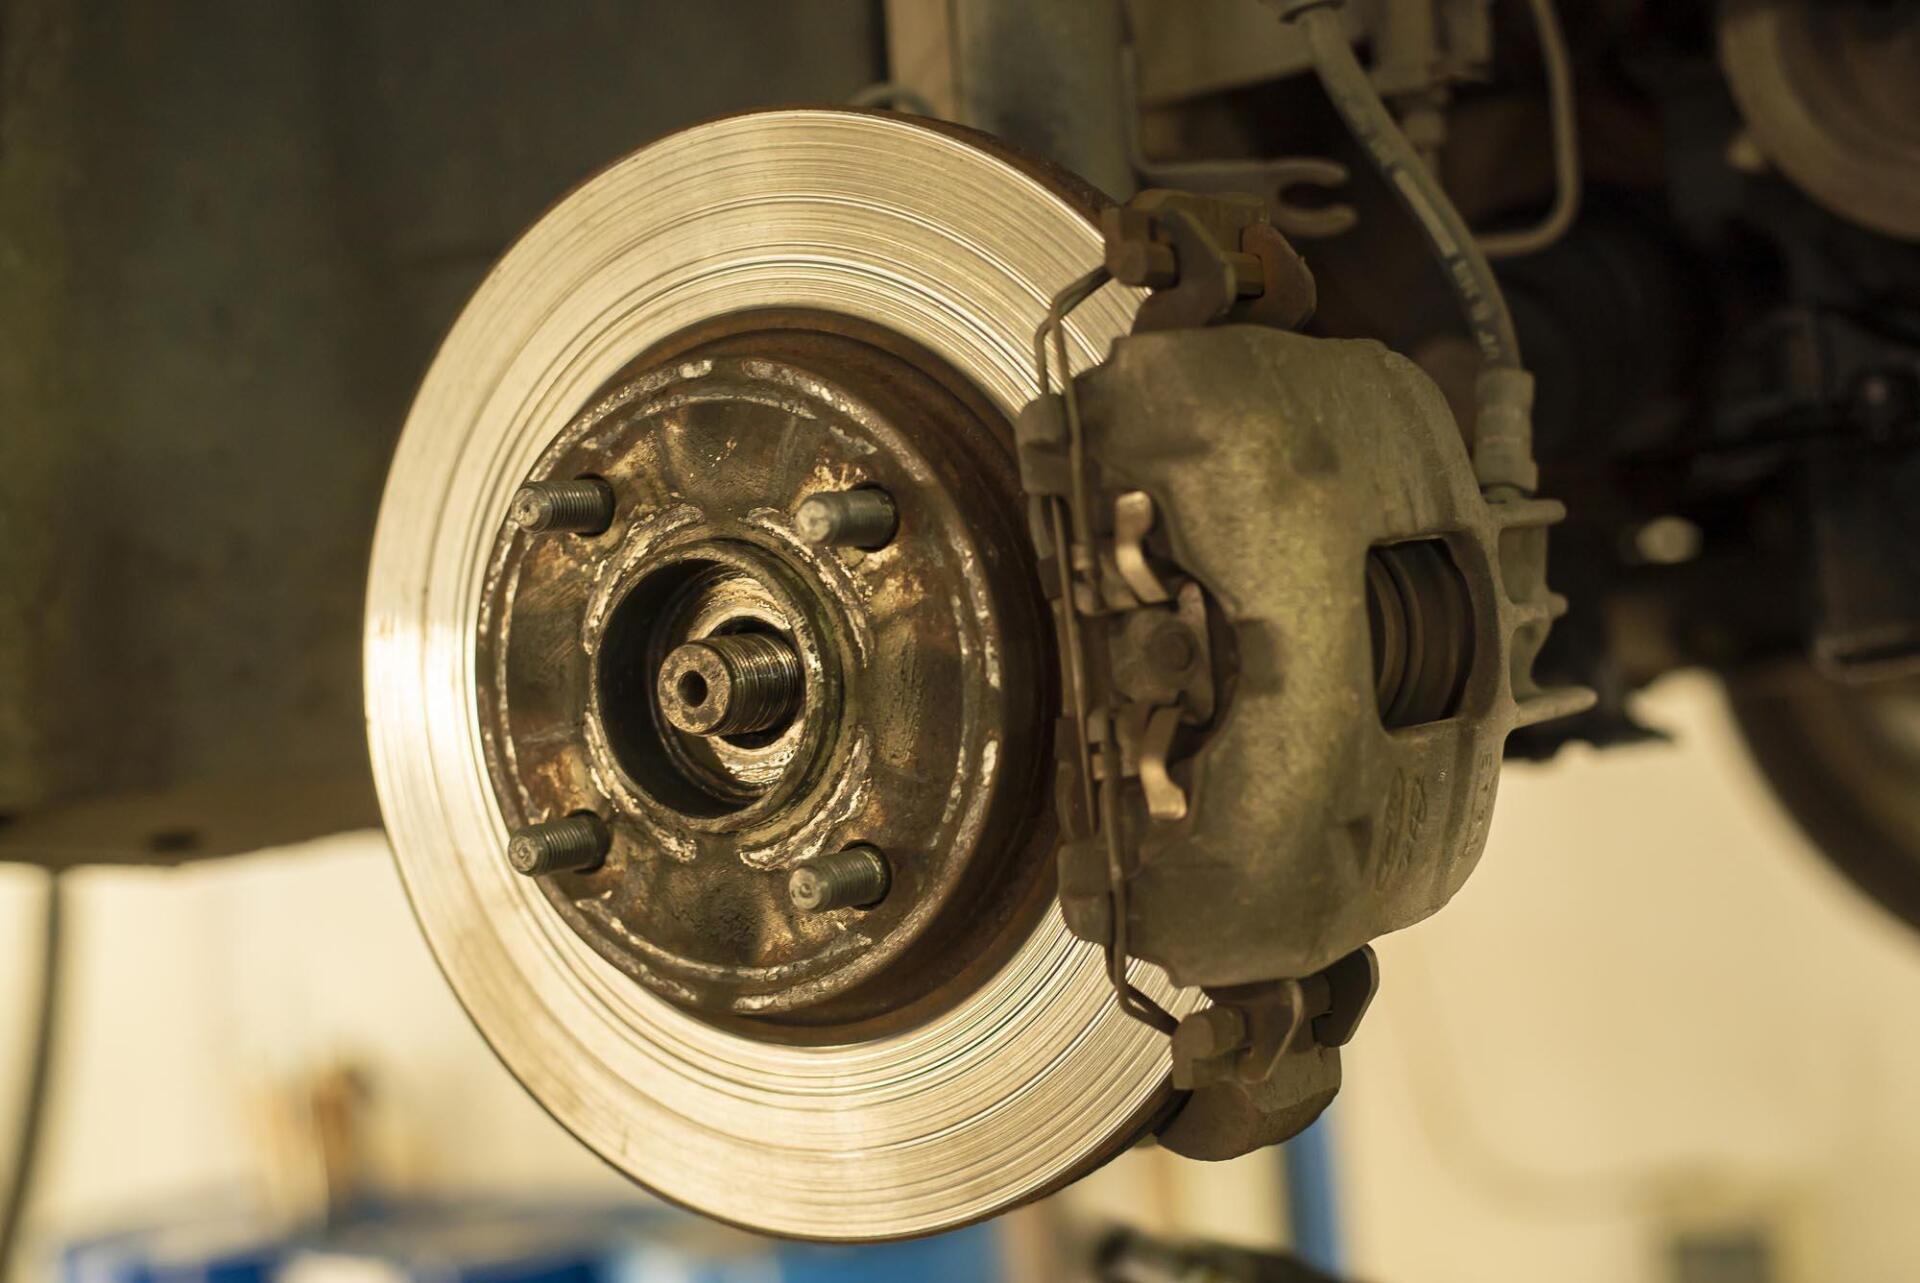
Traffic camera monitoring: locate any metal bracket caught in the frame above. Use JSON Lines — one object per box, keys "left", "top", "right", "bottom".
{"left": 1119, "top": 46, "right": 1358, "bottom": 241}
{"left": 1103, "top": 191, "right": 1317, "bottom": 334}
{"left": 1026, "top": 266, "right": 1184, "bottom": 1035}
{"left": 1158, "top": 946, "right": 1379, "bottom": 1161}
{"left": 1112, "top": 490, "right": 1172, "bottom": 604}
{"left": 1021, "top": 189, "right": 1327, "bottom": 1038}
{"left": 1169, "top": 946, "right": 1380, "bottom": 1092}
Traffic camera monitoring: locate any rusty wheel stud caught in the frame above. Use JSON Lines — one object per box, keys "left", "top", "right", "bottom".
{"left": 509, "top": 477, "right": 616, "bottom": 535}
{"left": 788, "top": 845, "right": 891, "bottom": 912}
{"left": 507, "top": 813, "right": 611, "bottom": 876}
{"left": 795, "top": 487, "right": 897, "bottom": 549}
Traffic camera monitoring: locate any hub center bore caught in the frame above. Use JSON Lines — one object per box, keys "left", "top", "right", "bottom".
{"left": 594, "top": 546, "right": 822, "bottom": 817}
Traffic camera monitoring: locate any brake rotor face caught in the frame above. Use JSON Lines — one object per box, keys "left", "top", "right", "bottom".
{"left": 366, "top": 109, "right": 1199, "bottom": 1239}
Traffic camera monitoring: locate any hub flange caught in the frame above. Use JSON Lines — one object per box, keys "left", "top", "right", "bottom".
{"left": 476, "top": 320, "right": 1055, "bottom": 1024}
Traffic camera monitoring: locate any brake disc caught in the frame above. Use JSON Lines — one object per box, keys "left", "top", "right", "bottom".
{"left": 365, "top": 110, "right": 1200, "bottom": 1239}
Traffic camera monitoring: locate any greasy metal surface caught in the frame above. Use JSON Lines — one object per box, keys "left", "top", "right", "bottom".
{"left": 0, "top": 0, "right": 882, "bottom": 864}
{"left": 476, "top": 330, "right": 1054, "bottom": 1022}
{"left": 1122, "top": 0, "right": 1343, "bottom": 104}
{"left": 1061, "top": 326, "right": 1591, "bottom": 987}
{"left": 367, "top": 110, "right": 1202, "bottom": 1239}
{"left": 1719, "top": 0, "right": 1920, "bottom": 241}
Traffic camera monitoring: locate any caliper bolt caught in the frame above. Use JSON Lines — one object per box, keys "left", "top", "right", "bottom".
{"left": 657, "top": 633, "right": 804, "bottom": 737}
{"left": 794, "top": 487, "right": 898, "bottom": 549}
{"left": 788, "top": 845, "right": 891, "bottom": 912}
{"left": 1170, "top": 1005, "right": 1249, "bottom": 1089}
{"left": 1146, "top": 623, "right": 1198, "bottom": 676}
{"left": 507, "top": 813, "right": 611, "bottom": 877}
{"left": 508, "top": 477, "right": 616, "bottom": 535}
{"left": 1174, "top": 1005, "right": 1248, "bottom": 1060}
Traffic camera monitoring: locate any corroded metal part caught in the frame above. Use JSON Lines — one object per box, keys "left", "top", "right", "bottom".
{"left": 789, "top": 845, "right": 892, "bottom": 913}
{"left": 794, "top": 487, "right": 898, "bottom": 549}
{"left": 509, "top": 478, "right": 616, "bottom": 535}
{"left": 366, "top": 109, "right": 1200, "bottom": 1241}
{"left": 476, "top": 332, "right": 1055, "bottom": 1023}
{"left": 506, "top": 813, "right": 610, "bottom": 876}
{"left": 656, "top": 634, "right": 804, "bottom": 737}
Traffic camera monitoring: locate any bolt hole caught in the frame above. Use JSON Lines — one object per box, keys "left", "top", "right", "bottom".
{"left": 676, "top": 671, "right": 709, "bottom": 707}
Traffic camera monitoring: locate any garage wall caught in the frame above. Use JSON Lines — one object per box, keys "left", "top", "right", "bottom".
{"left": 1339, "top": 672, "right": 1920, "bottom": 1283}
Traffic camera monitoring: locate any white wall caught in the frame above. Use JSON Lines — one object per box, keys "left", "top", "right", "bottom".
{"left": 2, "top": 670, "right": 1918, "bottom": 1280}
{"left": 1339, "top": 673, "right": 1920, "bottom": 1283}
{"left": 0, "top": 834, "right": 641, "bottom": 1280}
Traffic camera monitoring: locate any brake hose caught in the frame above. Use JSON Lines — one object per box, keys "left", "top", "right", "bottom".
{"left": 1270, "top": 0, "right": 1539, "bottom": 493}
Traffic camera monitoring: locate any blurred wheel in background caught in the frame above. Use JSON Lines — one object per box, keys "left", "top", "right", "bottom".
{"left": 1732, "top": 671, "right": 1920, "bottom": 933}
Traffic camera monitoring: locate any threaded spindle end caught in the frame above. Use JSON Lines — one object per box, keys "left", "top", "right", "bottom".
{"left": 657, "top": 632, "right": 804, "bottom": 737}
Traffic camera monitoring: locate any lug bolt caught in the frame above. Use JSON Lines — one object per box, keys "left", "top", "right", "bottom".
{"left": 508, "top": 477, "right": 616, "bottom": 535}
{"left": 507, "top": 813, "right": 611, "bottom": 876}
{"left": 794, "top": 487, "right": 897, "bottom": 549}
{"left": 788, "top": 845, "right": 891, "bottom": 912}
{"left": 657, "top": 633, "right": 803, "bottom": 737}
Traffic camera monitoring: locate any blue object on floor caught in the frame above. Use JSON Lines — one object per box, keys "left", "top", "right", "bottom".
{"left": 60, "top": 1200, "right": 1006, "bottom": 1283}
{"left": 62, "top": 1211, "right": 292, "bottom": 1283}
{"left": 776, "top": 1223, "right": 1002, "bottom": 1283}
{"left": 1283, "top": 1108, "right": 1342, "bottom": 1274}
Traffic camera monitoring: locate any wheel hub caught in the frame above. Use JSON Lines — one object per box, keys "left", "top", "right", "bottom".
{"left": 476, "top": 319, "right": 1055, "bottom": 1023}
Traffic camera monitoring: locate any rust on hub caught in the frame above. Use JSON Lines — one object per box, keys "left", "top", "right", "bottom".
{"left": 473, "top": 313, "right": 1058, "bottom": 1029}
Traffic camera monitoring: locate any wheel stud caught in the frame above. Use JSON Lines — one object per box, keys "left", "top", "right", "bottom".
{"left": 795, "top": 487, "right": 897, "bottom": 549}
{"left": 788, "top": 845, "right": 891, "bottom": 912}
{"left": 507, "top": 813, "right": 611, "bottom": 876}
{"left": 509, "top": 477, "right": 616, "bottom": 535}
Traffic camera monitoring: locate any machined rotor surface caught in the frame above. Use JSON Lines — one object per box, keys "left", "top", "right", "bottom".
{"left": 366, "top": 110, "right": 1198, "bottom": 1238}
